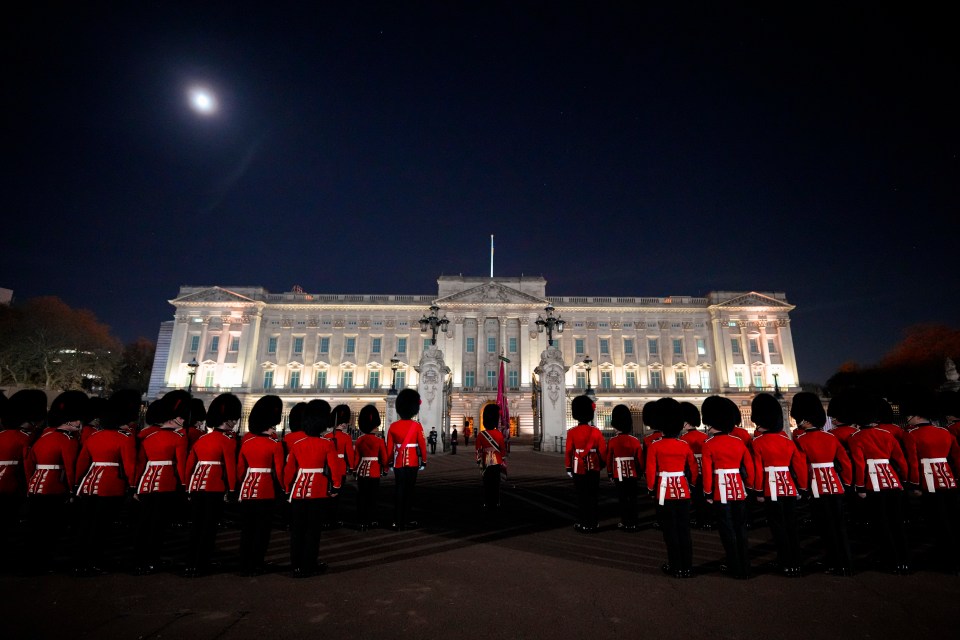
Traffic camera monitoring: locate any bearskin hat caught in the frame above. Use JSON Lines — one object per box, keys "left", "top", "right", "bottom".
{"left": 789, "top": 392, "right": 826, "bottom": 428}
{"left": 395, "top": 389, "right": 421, "bottom": 420}
{"left": 701, "top": 395, "right": 737, "bottom": 433}
{"left": 358, "top": 404, "right": 381, "bottom": 434}
{"left": 680, "top": 402, "right": 701, "bottom": 428}
{"left": 102, "top": 389, "right": 143, "bottom": 430}
{"left": 482, "top": 404, "right": 501, "bottom": 429}
{"left": 4, "top": 389, "right": 48, "bottom": 429}
{"left": 48, "top": 390, "right": 89, "bottom": 427}
{"left": 750, "top": 393, "right": 784, "bottom": 433}
{"left": 571, "top": 395, "right": 595, "bottom": 424}
{"left": 846, "top": 388, "right": 881, "bottom": 427}
{"left": 287, "top": 402, "right": 307, "bottom": 433}
{"left": 642, "top": 400, "right": 660, "bottom": 432}
{"left": 159, "top": 390, "right": 192, "bottom": 423}
{"left": 332, "top": 404, "right": 352, "bottom": 427}
{"left": 610, "top": 404, "right": 632, "bottom": 433}
{"left": 206, "top": 393, "right": 242, "bottom": 429}
{"left": 189, "top": 398, "right": 206, "bottom": 427}
{"left": 938, "top": 390, "right": 959, "bottom": 421}
{"left": 248, "top": 395, "right": 283, "bottom": 434}
{"left": 875, "top": 396, "right": 896, "bottom": 424}
{"left": 895, "top": 385, "right": 937, "bottom": 421}
{"left": 827, "top": 392, "right": 856, "bottom": 426}
{"left": 656, "top": 397, "right": 684, "bottom": 438}
{"left": 83, "top": 396, "right": 107, "bottom": 426}
{"left": 303, "top": 399, "right": 332, "bottom": 437}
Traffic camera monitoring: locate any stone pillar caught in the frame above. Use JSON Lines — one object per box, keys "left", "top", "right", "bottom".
{"left": 538, "top": 345, "right": 568, "bottom": 453}
{"left": 417, "top": 345, "right": 447, "bottom": 452}
{"left": 777, "top": 318, "right": 799, "bottom": 388}
{"left": 384, "top": 394, "right": 397, "bottom": 436}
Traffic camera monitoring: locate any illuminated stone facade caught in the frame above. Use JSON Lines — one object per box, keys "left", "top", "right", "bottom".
{"left": 149, "top": 276, "right": 800, "bottom": 438}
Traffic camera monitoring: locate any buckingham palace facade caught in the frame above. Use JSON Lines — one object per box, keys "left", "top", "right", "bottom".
{"left": 147, "top": 276, "right": 800, "bottom": 439}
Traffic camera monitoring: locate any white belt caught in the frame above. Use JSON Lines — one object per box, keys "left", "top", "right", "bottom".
{"left": 921, "top": 457, "right": 950, "bottom": 493}
{"left": 289, "top": 468, "right": 325, "bottom": 502}
{"left": 714, "top": 468, "right": 740, "bottom": 504}
{"left": 361, "top": 456, "right": 378, "bottom": 461}
{"left": 809, "top": 462, "right": 835, "bottom": 498}
{"left": 196, "top": 460, "right": 221, "bottom": 466}
{"left": 573, "top": 448, "right": 597, "bottom": 474}
{"left": 36, "top": 464, "right": 62, "bottom": 470}
{"left": 614, "top": 456, "right": 634, "bottom": 480}
{"left": 0, "top": 460, "right": 20, "bottom": 466}
{"left": 765, "top": 466, "right": 790, "bottom": 501}
{"left": 658, "top": 471, "right": 685, "bottom": 506}
{"left": 246, "top": 467, "right": 272, "bottom": 473}
{"left": 90, "top": 462, "right": 119, "bottom": 467}
{"left": 337, "top": 454, "right": 345, "bottom": 458}
{"left": 866, "top": 459, "right": 889, "bottom": 492}
{"left": 146, "top": 460, "right": 173, "bottom": 467}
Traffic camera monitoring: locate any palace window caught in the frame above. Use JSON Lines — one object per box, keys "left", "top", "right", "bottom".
{"left": 371, "top": 337, "right": 382, "bottom": 354}
{"left": 344, "top": 337, "right": 356, "bottom": 355}
{"left": 696, "top": 338, "right": 706, "bottom": 356}
{"left": 292, "top": 337, "right": 304, "bottom": 355}
{"left": 575, "top": 371, "right": 587, "bottom": 389}
{"left": 368, "top": 370, "right": 380, "bottom": 390}
{"left": 672, "top": 339, "right": 683, "bottom": 356}
{"left": 600, "top": 370, "right": 612, "bottom": 389}
{"left": 209, "top": 336, "right": 219, "bottom": 354}
{"left": 397, "top": 337, "right": 407, "bottom": 354}
{"left": 229, "top": 336, "right": 240, "bottom": 352}
{"left": 395, "top": 370, "right": 406, "bottom": 389}
{"left": 624, "top": 339, "right": 634, "bottom": 356}
{"left": 767, "top": 339, "right": 778, "bottom": 354}
{"left": 675, "top": 370, "right": 686, "bottom": 390}
{"left": 318, "top": 337, "right": 330, "bottom": 355}
{"left": 599, "top": 339, "right": 610, "bottom": 356}
{"left": 649, "top": 370, "right": 662, "bottom": 390}
{"left": 509, "top": 337, "right": 517, "bottom": 353}
{"left": 263, "top": 370, "right": 274, "bottom": 389}
{"left": 423, "top": 338, "right": 431, "bottom": 352}
{"left": 575, "top": 339, "right": 585, "bottom": 356}
{"left": 749, "top": 338, "right": 761, "bottom": 356}
{"left": 753, "top": 372, "right": 764, "bottom": 388}
{"left": 315, "top": 370, "right": 327, "bottom": 389}
{"left": 625, "top": 370, "right": 637, "bottom": 389}
{"left": 487, "top": 370, "right": 497, "bottom": 388}
{"left": 464, "top": 371, "right": 475, "bottom": 387}
{"left": 342, "top": 371, "right": 354, "bottom": 389}
{"left": 466, "top": 337, "right": 475, "bottom": 353}
{"left": 267, "top": 336, "right": 278, "bottom": 355}
{"left": 190, "top": 335, "right": 200, "bottom": 353}
{"left": 508, "top": 370, "right": 519, "bottom": 388}
{"left": 204, "top": 370, "right": 215, "bottom": 388}
{"left": 487, "top": 337, "right": 496, "bottom": 354}
{"left": 730, "top": 338, "right": 741, "bottom": 355}
{"left": 290, "top": 371, "right": 301, "bottom": 389}
{"left": 734, "top": 371, "right": 745, "bottom": 388}
{"left": 648, "top": 339, "right": 659, "bottom": 356}
{"left": 699, "top": 370, "right": 711, "bottom": 391}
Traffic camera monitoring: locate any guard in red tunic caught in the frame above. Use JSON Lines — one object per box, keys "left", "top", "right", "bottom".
{"left": 354, "top": 404, "right": 388, "bottom": 530}
{"left": 182, "top": 393, "right": 240, "bottom": 577}
{"left": 78, "top": 397, "right": 107, "bottom": 446}
{"left": 791, "top": 392, "right": 854, "bottom": 576}
{"left": 284, "top": 400, "right": 342, "bottom": 576}
{"left": 899, "top": 386, "right": 960, "bottom": 574}
{"left": 605, "top": 404, "right": 641, "bottom": 530}
{"left": 74, "top": 389, "right": 139, "bottom": 576}
{"left": 641, "top": 400, "right": 663, "bottom": 452}
{"left": 750, "top": 393, "right": 807, "bottom": 577}
{"left": 565, "top": 395, "right": 607, "bottom": 532}
{"left": 0, "top": 389, "right": 45, "bottom": 557}
{"left": 25, "top": 390, "right": 86, "bottom": 572}
{"left": 283, "top": 402, "right": 309, "bottom": 459}
{"left": 476, "top": 404, "right": 507, "bottom": 512}
{"left": 847, "top": 389, "right": 910, "bottom": 574}
{"left": 645, "top": 397, "right": 699, "bottom": 577}
{"left": 826, "top": 394, "right": 859, "bottom": 451}
{"left": 237, "top": 394, "right": 285, "bottom": 575}
{"left": 324, "top": 404, "right": 357, "bottom": 529}
{"left": 133, "top": 390, "right": 189, "bottom": 574}
{"left": 701, "top": 396, "right": 754, "bottom": 579}
{"left": 385, "top": 389, "right": 427, "bottom": 531}
{"left": 680, "top": 401, "right": 709, "bottom": 529}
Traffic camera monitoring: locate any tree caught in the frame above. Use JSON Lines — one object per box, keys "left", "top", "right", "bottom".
{"left": 0, "top": 296, "right": 122, "bottom": 391}
{"left": 113, "top": 338, "right": 156, "bottom": 394}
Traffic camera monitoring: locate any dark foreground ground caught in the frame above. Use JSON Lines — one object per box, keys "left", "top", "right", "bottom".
{"left": 2, "top": 447, "right": 958, "bottom": 639}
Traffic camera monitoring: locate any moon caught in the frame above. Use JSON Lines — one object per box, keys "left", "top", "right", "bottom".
{"left": 188, "top": 87, "right": 217, "bottom": 115}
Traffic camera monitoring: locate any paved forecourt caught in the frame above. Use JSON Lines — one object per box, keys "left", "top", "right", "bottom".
{"left": 2, "top": 446, "right": 958, "bottom": 639}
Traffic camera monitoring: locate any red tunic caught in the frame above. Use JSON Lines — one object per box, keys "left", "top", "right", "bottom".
{"left": 731, "top": 426, "right": 753, "bottom": 447}
{"left": 643, "top": 431, "right": 663, "bottom": 451}
{"left": 793, "top": 429, "right": 852, "bottom": 497}
{"left": 325, "top": 429, "right": 358, "bottom": 480}
{"left": 645, "top": 437, "right": 698, "bottom": 504}
{"left": 751, "top": 432, "right": 808, "bottom": 499}
{"left": 25, "top": 428, "right": 79, "bottom": 495}
{"left": 565, "top": 424, "right": 607, "bottom": 474}
{"left": 385, "top": 419, "right": 427, "bottom": 468}
{"left": 283, "top": 431, "right": 309, "bottom": 459}
{"left": 185, "top": 430, "right": 238, "bottom": 493}
{"left": 79, "top": 424, "right": 101, "bottom": 445}
{"left": 354, "top": 434, "right": 389, "bottom": 478}
{"left": 903, "top": 424, "right": 960, "bottom": 492}
{"left": 701, "top": 434, "right": 754, "bottom": 503}
{"left": 0, "top": 429, "right": 32, "bottom": 495}
{"left": 76, "top": 430, "right": 137, "bottom": 497}
{"left": 136, "top": 427, "right": 188, "bottom": 494}
{"left": 829, "top": 425, "right": 859, "bottom": 451}
{"left": 680, "top": 429, "right": 708, "bottom": 480}
{"left": 237, "top": 434, "right": 284, "bottom": 500}
{"left": 605, "top": 433, "right": 642, "bottom": 480}
{"left": 476, "top": 427, "right": 506, "bottom": 468}
{"left": 848, "top": 426, "right": 907, "bottom": 492}
{"left": 283, "top": 436, "right": 341, "bottom": 499}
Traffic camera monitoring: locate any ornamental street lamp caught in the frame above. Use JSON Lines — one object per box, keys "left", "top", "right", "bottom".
{"left": 582, "top": 355, "right": 594, "bottom": 396}
{"left": 535, "top": 304, "right": 566, "bottom": 346}
{"left": 389, "top": 354, "right": 401, "bottom": 395}
{"left": 187, "top": 358, "right": 199, "bottom": 393}
{"left": 418, "top": 304, "right": 450, "bottom": 345}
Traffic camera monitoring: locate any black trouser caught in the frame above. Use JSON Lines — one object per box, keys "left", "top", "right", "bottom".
{"left": 572, "top": 471, "right": 600, "bottom": 528}
{"left": 482, "top": 465, "right": 502, "bottom": 509}
{"left": 0, "top": 493, "right": 24, "bottom": 569}
{"left": 76, "top": 495, "right": 124, "bottom": 571}
{"left": 613, "top": 478, "right": 638, "bottom": 526}
{"left": 811, "top": 494, "right": 852, "bottom": 571}
{"left": 920, "top": 490, "right": 959, "bottom": 572}
{"left": 289, "top": 499, "right": 326, "bottom": 571}
{"left": 657, "top": 500, "right": 692, "bottom": 571}
{"left": 135, "top": 492, "right": 179, "bottom": 568}
{"left": 187, "top": 492, "right": 225, "bottom": 569}
{"left": 863, "top": 489, "right": 908, "bottom": 568}
{"left": 714, "top": 500, "right": 750, "bottom": 576}
{"left": 393, "top": 467, "right": 418, "bottom": 528}
{"left": 239, "top": 499, "right": 275, "bottom": 572}
{"left": 28, "top": 493, "right": 69, "bottom": 570}
{"left": 451, "top": 441, "right": 458, "bottom": 454}
{"left": 430, "top": 443, "right": 437, "bottom": 454}
{"left": 764, "top": 495, "right": 801, "bottom": 570}
{"left": 356, "top": 477, "right": 380, "bottom": 526}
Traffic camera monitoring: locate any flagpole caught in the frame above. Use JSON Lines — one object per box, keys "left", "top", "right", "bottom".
{"left": 490, "top": 234, "right": 494, "bottom": 278}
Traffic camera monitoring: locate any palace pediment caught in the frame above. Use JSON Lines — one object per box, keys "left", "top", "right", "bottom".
{"left": 172, "top": 287, "right": 258, "bottom": 305}
{"left": 435, "top": 282, "right": 548, "bottom": 306}
{"left": 709, "top": 292, "right": 793, "bottom": 310}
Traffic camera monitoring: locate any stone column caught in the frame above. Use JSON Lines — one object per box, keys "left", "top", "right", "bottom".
{"left": 417, "top": 345, "right": 447, "bottom": 452}
{"left": 777, "top": 318, "right": 799, "bottom": 388}
{"left": 538, "top": 345, "right": 568, "bottom": 453}
{"left": 384, "top": 393, "right": 397, "bottom": 436}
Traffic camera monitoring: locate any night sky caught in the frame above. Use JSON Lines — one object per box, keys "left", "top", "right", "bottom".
{"left": 4, "top": 3, "right": 957, "bottom": 385}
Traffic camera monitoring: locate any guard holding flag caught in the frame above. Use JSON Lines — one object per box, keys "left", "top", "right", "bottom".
{"left": 476, "top": 404, "right": 506, "bottom": 511}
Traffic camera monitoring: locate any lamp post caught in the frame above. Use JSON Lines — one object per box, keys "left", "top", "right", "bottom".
{"left": 418, "top": 304, "right": 450, "bottom": 345}
{"left": 389, "top": 354, "right": 401, "bottom": 395}
{"left": 582, "top": 355, "right": 594, "bottom": 396}
{"left": 535, "top": 304, "right": 566, "bottom": 346}
{"left": 772, "top": 372, "right": 782, "bottom": 398}
{"left": 186, "top": 358, "right": 199, "bottom": 393}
